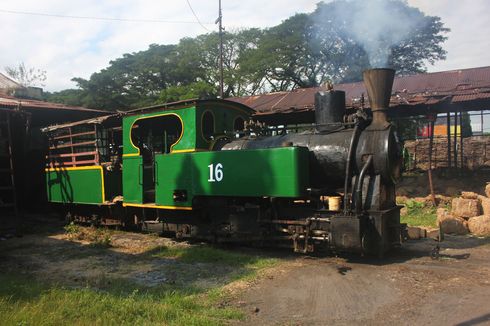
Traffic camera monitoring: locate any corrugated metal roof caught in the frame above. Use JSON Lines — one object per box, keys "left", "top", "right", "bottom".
{"left": 0, "top": 94, "right": 105, "bottom": 113}
{"left": 230, "top": 66, "right": 490, "bottom": 116}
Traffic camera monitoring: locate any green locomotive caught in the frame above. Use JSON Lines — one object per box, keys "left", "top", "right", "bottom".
{"left": 44, "top": 69, "right": 404, "bottom": 255}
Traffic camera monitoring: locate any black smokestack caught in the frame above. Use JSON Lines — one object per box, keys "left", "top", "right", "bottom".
{"left": 314, "top": 90, "right": 346, "bottom": 132}
{"left": 363, "top": 68, "right": 395, "bottom": 125}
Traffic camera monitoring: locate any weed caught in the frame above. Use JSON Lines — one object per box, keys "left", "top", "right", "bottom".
{"left": 63, "top": 222, "right": 80, "bottom": 237}
{"left": 401, "top": 199, "right": 437, "bottom": 228}
{"left": 90, "top": 228, "right": 112, "bottom": 248}
{"left": 64, "top": 224, "right": 112, "bottom": 247}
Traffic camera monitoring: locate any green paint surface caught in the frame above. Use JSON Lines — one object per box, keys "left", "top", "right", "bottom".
{"left": 121, "top": 102, "right": 254, "bottom": 206}
{"left": 195, "top": 104, "right": 249, "bottom": 149}
{"left": 122, "top": 156, "right": 143, "bottom": 204}
{"left": 46, "top": 168, "right": 104, "bottom": 204}
{"left": 122, "top": 107, "right": 197, "bottom": 156}
{"left": 155, "top": 147, "right": 310, "bottom": 207}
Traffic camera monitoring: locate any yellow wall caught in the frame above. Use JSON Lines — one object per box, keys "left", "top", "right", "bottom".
{"left": 434, "top": 124, "right": 461, "bottom": 136}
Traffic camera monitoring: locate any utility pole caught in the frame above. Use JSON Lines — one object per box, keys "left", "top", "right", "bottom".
{"left": 216, "top": 0, "right": 224, "bottom": 98}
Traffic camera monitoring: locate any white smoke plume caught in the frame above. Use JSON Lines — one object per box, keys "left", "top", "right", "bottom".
{"left": 327, "top": 0, "right": 423, "bottom": 68}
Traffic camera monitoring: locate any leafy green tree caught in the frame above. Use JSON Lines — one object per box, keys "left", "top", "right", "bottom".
{"left": 159, "top": 81, "right": 216, "bottom": 103}
{"left": 187, "top": 29, "right": 265, "bottom": 97}
{"left": 47, "top": 0, "right": 448, "bottom": 110}
{"left": 43, "top": 89, "right": 85, "bottom": 106}
{"left": 72, "top": 44, "right": 181, "bottom": 110}
{"left": 244, "top": 1, "right": 448, "bottom": 91}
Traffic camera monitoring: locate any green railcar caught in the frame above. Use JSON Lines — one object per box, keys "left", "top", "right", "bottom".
{"left": 44, "top": 99, "right": 309, "bottom": 210}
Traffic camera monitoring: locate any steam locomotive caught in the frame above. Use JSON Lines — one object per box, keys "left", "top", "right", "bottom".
{"left": 44, "top": 68, "right": 404, "bottom": 255}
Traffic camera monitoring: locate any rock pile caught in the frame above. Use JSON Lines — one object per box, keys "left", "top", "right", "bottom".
{"left": 437, "top": 185, "right": 490, "bottom": 236}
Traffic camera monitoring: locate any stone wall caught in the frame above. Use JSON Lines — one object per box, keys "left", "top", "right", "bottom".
{"left": 404, "top": 136, "right": 490, "bottom": 170}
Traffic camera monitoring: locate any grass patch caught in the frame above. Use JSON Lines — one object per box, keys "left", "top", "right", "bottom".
{"left": 400, "top": 199, "right": 438, "bottom": 228}
{"left": 64, "top": 223, "right": 112, "bottom": 248}
{"left": 150, "top": 245, "right": 277, "bottom": 280}
{"left": 0, "top": 273, "right": 243, "bottom": 326}
{"left": 0, "top": 237, "right": 278, "bottom": 325}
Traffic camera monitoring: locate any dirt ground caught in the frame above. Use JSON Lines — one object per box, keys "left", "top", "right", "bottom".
{"left": 1, "top": 218, "right": 490, "bottom": 325}
{"left": 236, "top": 236, "right": 490, "bottom": 326}
{"left": 0, "top": 223, "right": 244, "bottom": 291}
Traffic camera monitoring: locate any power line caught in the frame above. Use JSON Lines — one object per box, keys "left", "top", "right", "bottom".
{"left": 0, "top": 8, "right": 215, "bottom": 25}
{"left": 185, "top": 0, "right": 212, "bottom": 32}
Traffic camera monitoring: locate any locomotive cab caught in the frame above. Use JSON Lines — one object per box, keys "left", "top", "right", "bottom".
{"left": 121, "top": 100, "right": 253, "bottom": 208}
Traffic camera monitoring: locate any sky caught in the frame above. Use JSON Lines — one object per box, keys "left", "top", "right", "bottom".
{"left": 1, "top": 0, "right": 489, "bottom": 92}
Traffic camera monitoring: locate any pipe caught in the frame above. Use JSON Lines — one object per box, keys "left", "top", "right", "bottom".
{"left": 343, "top": 124, "right": 361, "bottom": 214}
{"left": 453, "top": 111, "right": 458, "bottom": 168}
{"left": 460, "top": 111, "right": 464, "bottom": 169}
{"left": 428, "top": 120, "right": 436, "bottom": 206}
{"left": 355, "top": 155, "right": 373, "bottom": 214}
{"left": 446, "top": 112, "right": 451, "bottom": 168}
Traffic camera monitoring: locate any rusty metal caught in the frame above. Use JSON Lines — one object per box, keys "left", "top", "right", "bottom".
{"left": 428, "top": 120, "right": 436, "bottom": 206}
{"left": 229, "top": 66, "right": 490, "bottom": 119}
{"left": 447, "top": 113, "right": 451, "bottom": 168}
{"left": 460, "top": 111, "right": 464, "bottom": 168}
{"left": 363, "top": 68, "right": 395, "bottom": 126}
{"left": 0, "top": 94, "right": 104, "bottom": 113}
{"left": 454, "top": 112, "right": 458, "bottom": 168}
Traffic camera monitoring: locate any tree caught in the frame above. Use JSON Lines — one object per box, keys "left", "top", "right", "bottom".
{"left": 240, "top": 14, "right": 325, "bottom": 92}
{"left": 72, "top": 44, "right": 182, "bottom": 110}
{"left": 48, "top": 0, "right": 449, "bottom": 110}
{"left": 4, "top": 62, "right": 47, "bottom": 87}
{"left": 159, "top": 81, "right": 216, "bottom": 103}
{"left": 244, "top": 0, "right": 448, "bottom": 91}
{"left": 44, "top": 89, "right": 85, "bottom": 107}
{"left": 177, "top": 29, "right": 265, "bottom": 97}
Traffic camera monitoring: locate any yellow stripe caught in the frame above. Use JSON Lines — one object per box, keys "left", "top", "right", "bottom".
{"left": 172, "top": 148, "right": 208, "bottom": 153}
{"left": 45, "top": 165, "right": 105, "bottom": 203}
{"left": 123, "top": 203, "right": 193, "bottom": 211}
{"left": 127, "top": 112, "right": 187, "bottom": 156}
{"left": 45, "top": 166, "right": 103, "bottom": 172}
{"left": 100, "top": 167, "right": 106, "bottom": 203}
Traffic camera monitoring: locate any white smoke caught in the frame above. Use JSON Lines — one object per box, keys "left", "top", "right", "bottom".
{"left": 326, "top": 0, "right": 423, "bottom": 68}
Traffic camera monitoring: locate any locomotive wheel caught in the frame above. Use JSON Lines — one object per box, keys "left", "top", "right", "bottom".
{"left": 361, "top": 231, "right": 383, "bottom": 258}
